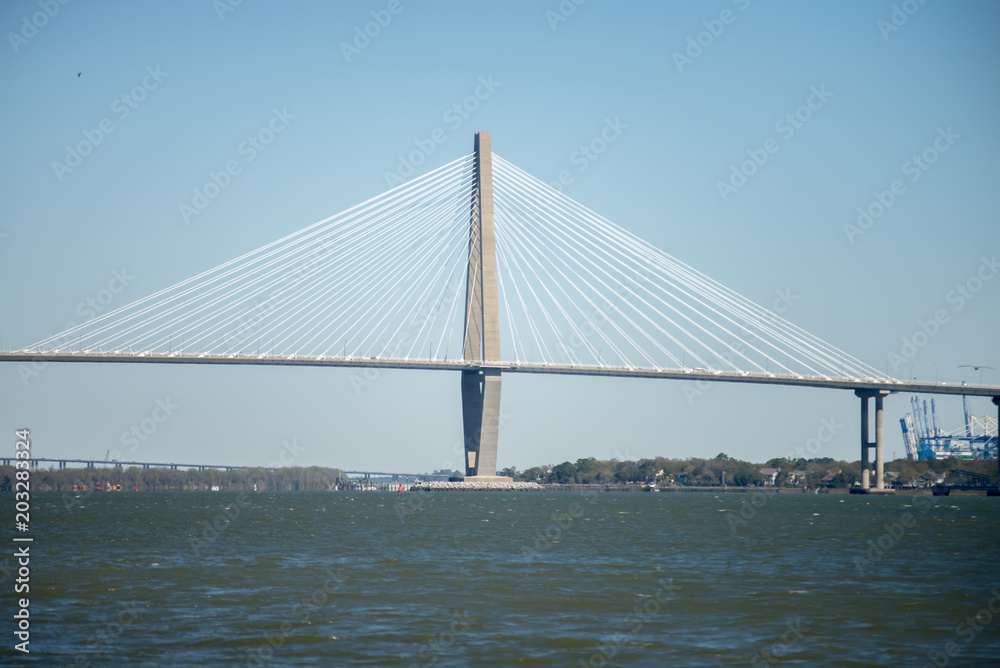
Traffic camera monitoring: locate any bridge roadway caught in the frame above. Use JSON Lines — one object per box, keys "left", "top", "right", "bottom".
{"left": 3, "top": 351, "right": 1000, "bottom": 397}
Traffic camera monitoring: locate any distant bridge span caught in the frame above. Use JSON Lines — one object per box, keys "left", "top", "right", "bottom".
{"left": 1, "top": 456, "right": 429, "bottom": 480}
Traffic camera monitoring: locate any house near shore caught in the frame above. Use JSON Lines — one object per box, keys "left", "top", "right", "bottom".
{"left": 819, "top": 470, "right": 842, "bottom": 487}
{"left": 759, "top": 467, "right": 781, "bottom": 486}
{"left": 787, "top": 470, "right": 810, "bottom": 485}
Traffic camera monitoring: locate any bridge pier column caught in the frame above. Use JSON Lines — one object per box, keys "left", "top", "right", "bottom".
{"left": 858, "top": 391, "right": 870, "bottom": 490}
{"left": 461, "top": 369, "right": 502, "bottom": 477}
{"left": 855, "top": 389, "right": 891, "bottom": 493}
{"left": 875, "top": 393, "right": 885, "bottom": 491}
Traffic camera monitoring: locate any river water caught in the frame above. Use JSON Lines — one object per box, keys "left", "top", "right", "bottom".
{"left": 5, "top": 491, "right": 1000, "bottom": 666}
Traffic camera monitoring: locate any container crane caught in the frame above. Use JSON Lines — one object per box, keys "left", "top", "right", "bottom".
{"left": 901, "top": 395, "right": 999, "bottom": 460}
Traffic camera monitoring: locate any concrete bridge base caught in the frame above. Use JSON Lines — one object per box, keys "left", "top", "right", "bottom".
{"left": 448, "top": 475, "right": 513, "bottom": 483}
{"left": 856, "top": 389, "right": 891, "bottom": 491}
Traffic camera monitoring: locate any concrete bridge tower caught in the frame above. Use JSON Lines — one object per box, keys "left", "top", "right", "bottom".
{"left": 457, "top": 132, "right": 508, "bottom": 481}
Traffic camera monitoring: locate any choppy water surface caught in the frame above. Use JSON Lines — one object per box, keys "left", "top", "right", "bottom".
{"left": 6, "top": 491, "right": 1000, "bottom": 666}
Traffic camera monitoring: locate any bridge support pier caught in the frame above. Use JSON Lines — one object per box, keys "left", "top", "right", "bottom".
{"left": 461, "top": 369, "right": 502, "bottom": 477}
{"left": 855, "top": 389, "right": 893, "bottom": 494}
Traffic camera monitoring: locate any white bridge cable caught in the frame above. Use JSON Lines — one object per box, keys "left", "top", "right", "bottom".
{"left": 494, "top": 159, "right": 782, "bottom": 373}
{"left": 28, "top": 155, "right": 475, "bottom": 360}
{"left": 498, "top": 205, "right": 682, "bottom": 370}
{"left": 296, "top": 178, "right": 470, "bottom": 359}
{"left": 493, "top": 232, "right": 550, "bottom": 364}
{"left": 407, "top": 234, "right": 470, "bottom": 362}
{"left": 28, "top": 154, "right": 473, "bottom": 352}
{"left": 240, "top": 192, "right": 461, "bottom": 358}
{"left": 298, "top": 204, "right": 466, "bottom": 361}
{"left": 492, "top": 154, "right": 895, "bottom": 380}
{"left": 495, "top": 177, "right": 721, "bottom": 371}
{"left": 136, "top": 163, "right": 472, "bottom": 356}
{"left": 255, "top": 168, "right": 473, "bottom": 359}
{"left": 166, "top": 190, "right": 458, "bottom": 355}
{"left": 61, "top": 157, "right": 473, "bottom": 354}
{"left": 492, "top": 213, "right": 581, "bottom": 365}
{"left": 494, "top": 212, "right": 586, "bottom": 366}
{"left": 344, "top": 194, "right": 471, "bottom": 359}
{"left": 252, "top": 169, "right": 473, "bottom": 356}
{"left": 542, "top": 185, "right": 887, "bottom": 379}
{"left": 380, "top": 205, "right": 473, "bottom": 361}
{"left": 494, "top": 206, "right": 651, "bottom": 369}
{"left": 496, "top": 164, "right": 791, "bottom": 376}
{"left": 432, "top": 245, "right": 469, "bottom": 362}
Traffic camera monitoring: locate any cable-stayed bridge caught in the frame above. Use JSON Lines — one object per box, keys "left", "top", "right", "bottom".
{"left": 3, "top": 132, "right": 998, "bottom": 491}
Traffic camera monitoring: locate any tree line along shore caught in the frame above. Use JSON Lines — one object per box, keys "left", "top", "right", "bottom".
{"left": 2, "top": 454, "right": 995, "bottom": 492}
{"left": 501, "top": 454, "right": 997, "bottom": 489}
{"left": 0, "top": 465, "right": 347, "bottom": 492}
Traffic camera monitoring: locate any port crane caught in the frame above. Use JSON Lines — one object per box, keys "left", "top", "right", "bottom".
{"left": 901, "top": 395, "right": 998, "bottom": 460}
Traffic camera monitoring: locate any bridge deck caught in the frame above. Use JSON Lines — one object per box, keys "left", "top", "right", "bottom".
{"left": 3, "top": 352, "right": 998, "bottom": 397}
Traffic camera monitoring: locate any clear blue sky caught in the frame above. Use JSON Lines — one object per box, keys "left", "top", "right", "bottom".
{"left": 1, "top": 0, "right": 998, "bottom": 473}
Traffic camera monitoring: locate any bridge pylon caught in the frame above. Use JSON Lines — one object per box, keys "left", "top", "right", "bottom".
{"left": 854, "top": 389, "right": 893, "bottom": 494}
{"left": 457, "top": 132, "right": 508, "bottom": 481}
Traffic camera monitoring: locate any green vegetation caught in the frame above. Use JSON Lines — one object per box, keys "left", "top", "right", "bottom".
{"left": 0, "top": 465, "right": 346, "bottom": 492}
{"left": 503, "top": 456, "right": 998, "bottom": 488}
